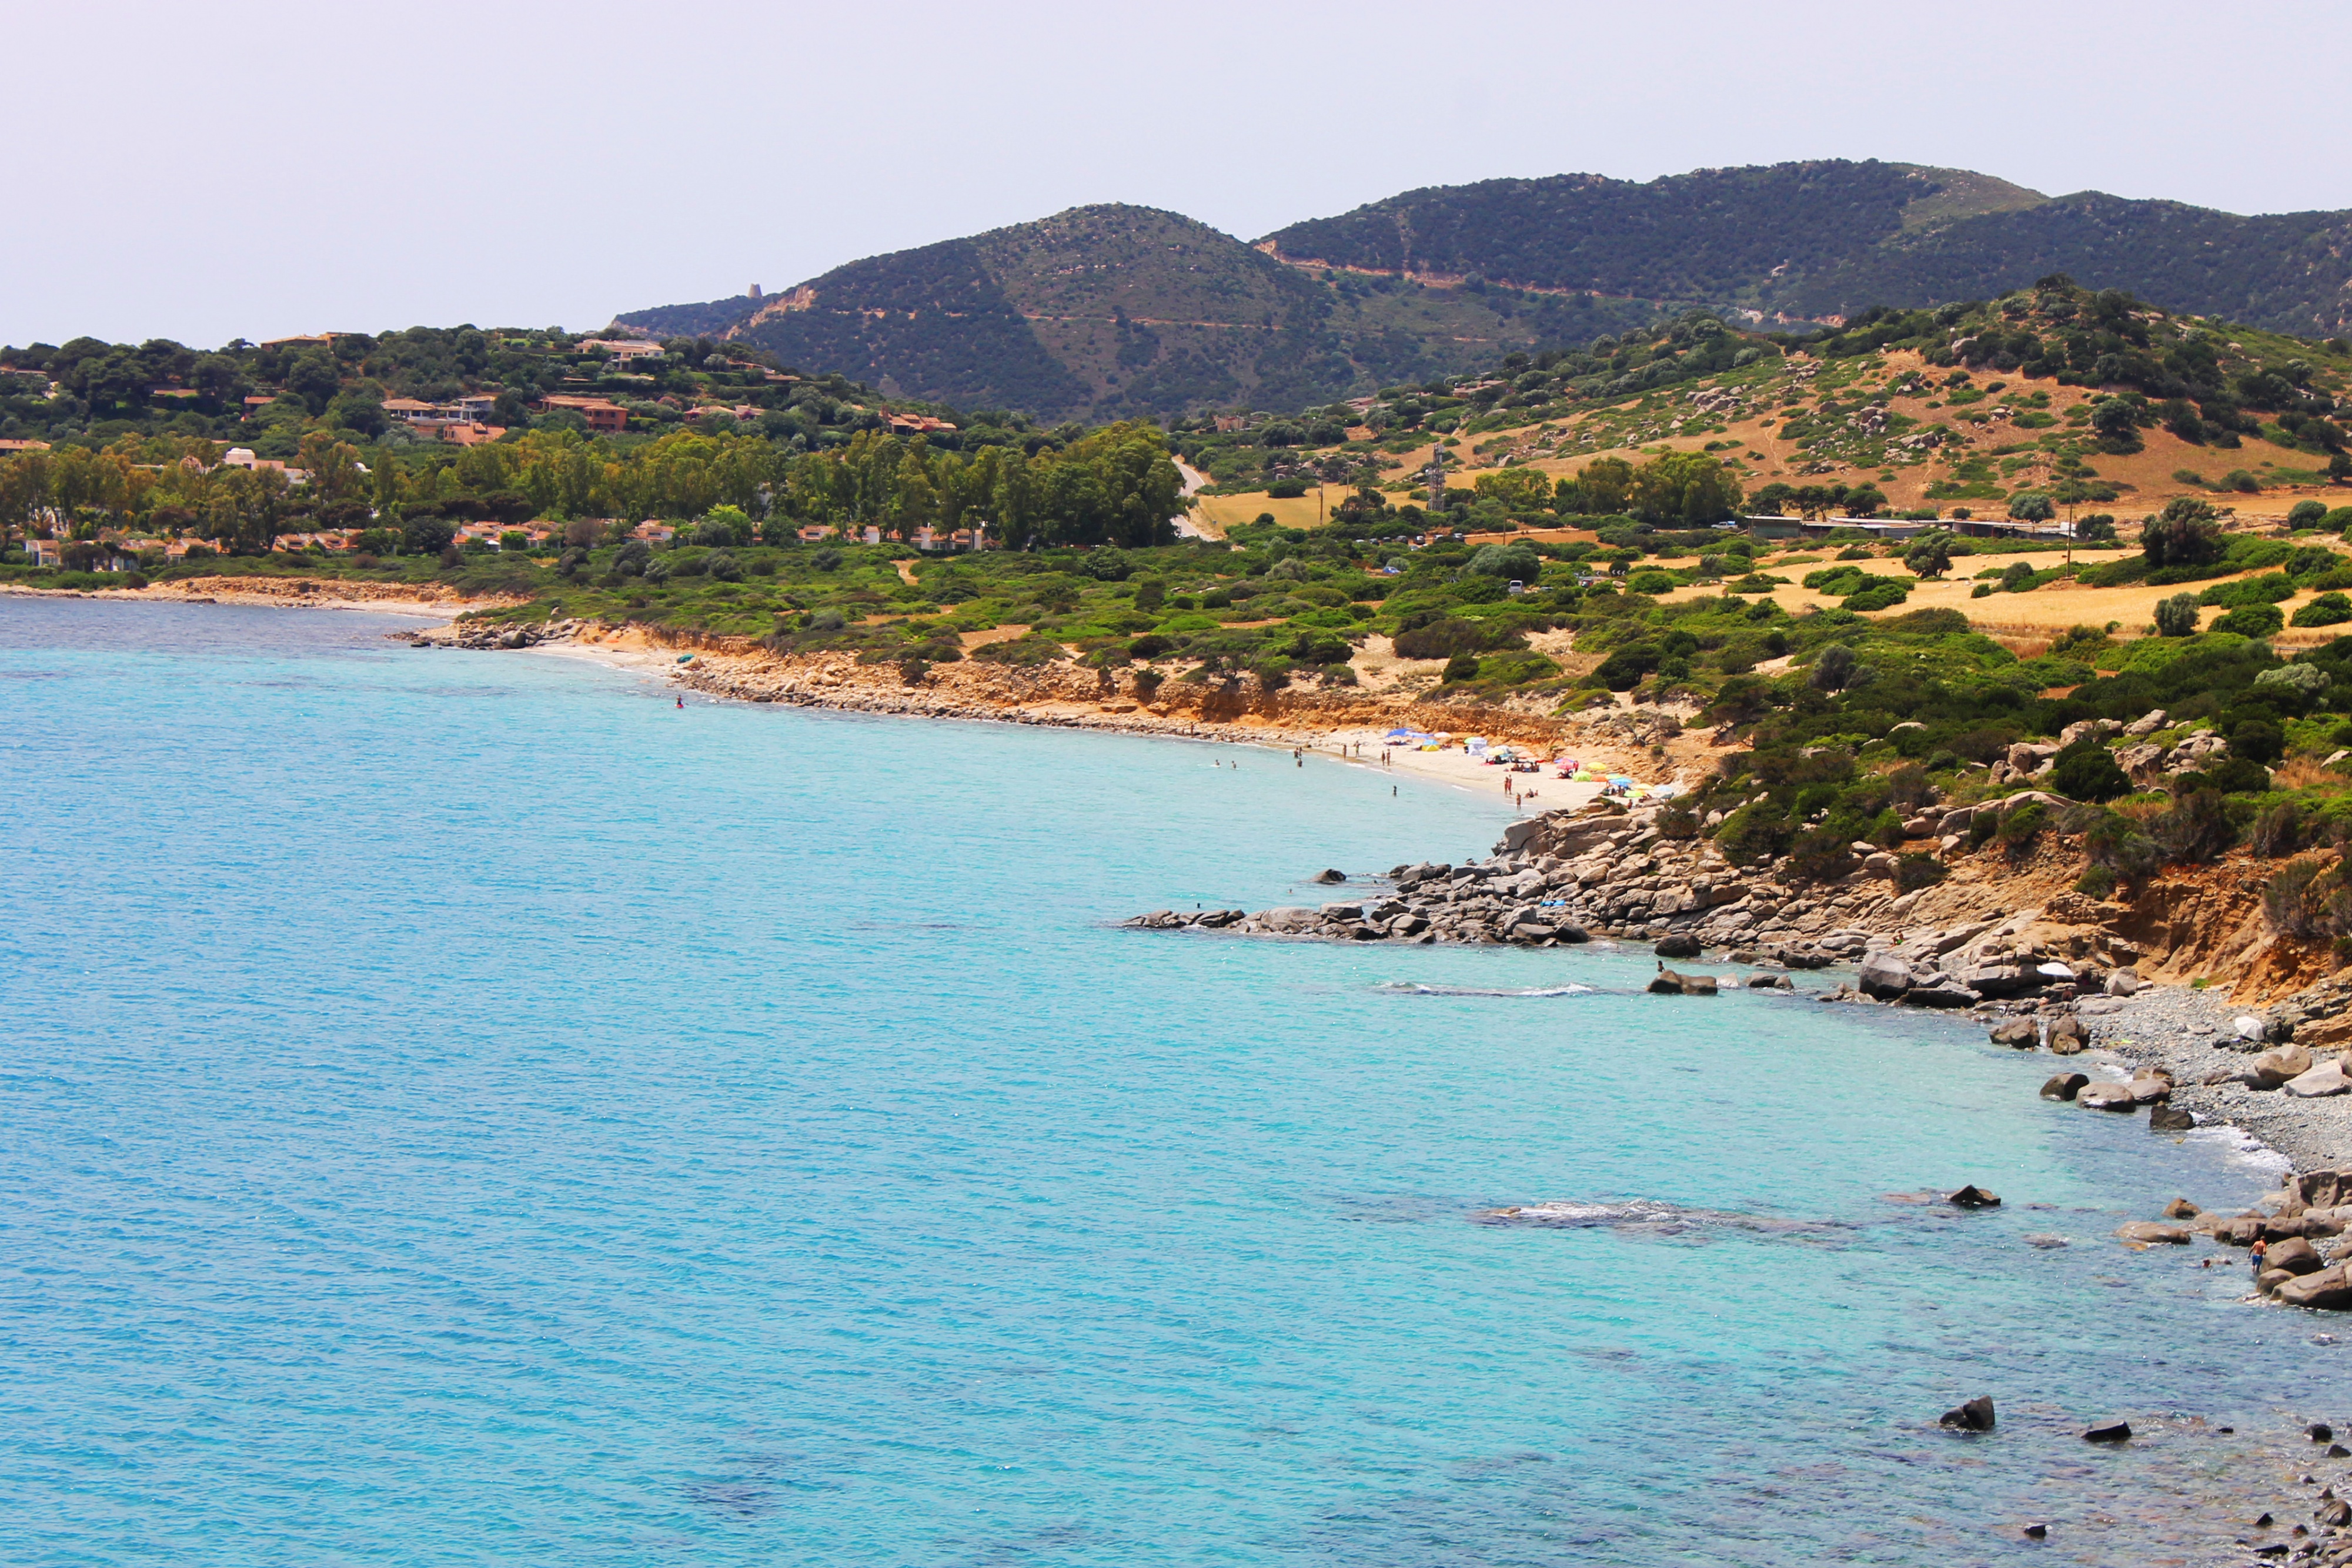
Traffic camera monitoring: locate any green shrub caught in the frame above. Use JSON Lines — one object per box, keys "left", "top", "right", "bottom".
{"left": 2293, "top": 593, "right": 2352, "bottom": 627}
{"left": 1441, "top": 653, "right": 1479, "bottom": 684}
{"left": 2212, "top": 603, "right": 2284, "bottom": 637}
{"left": 2052, "top": 744, "right": 2131, "bottom": 801}
{"left": 2153, "top": 593, "right": 2200, "bottom": 637}
{"left": 1892, "top": 854, "right": 1947, "bottom": 893}
{"left": 1785, "top": 826, "right": 1856, "bottom": 882}
{"left": 1996, "top": 802, "right": 2047, "bottom": 855}
{"left": 2074, "top": 864, "right": 2118, "bottom": 898}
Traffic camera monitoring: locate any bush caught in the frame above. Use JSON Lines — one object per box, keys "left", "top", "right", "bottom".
{"left": 1996, "top": 801, "right": 2047, "bottom": 857}
{"left": 2294, "top": 593, "right": 2352, "bottom": 628}
{"left": 2052, "top": 744, "right": 2131, "bottom": 801}
{"left": 703, "top": 550, "right": 743, "bottom": 583}
{"left": 2212, "top": 603, "right": 2284, "bottom": 637}
{"left": 2288, "top": 500, "right": 2330, "bottom": 531}
{"left": 2153, "top": 592, "right": 2201, "bottom": 637}
{"left": 2074, "top": 864, "right": 2119, "bottom": 899}
{"left": 1843, "top": 581, "right": 1909, "bottom": 611}
{"left": 1892, "top": 854, "right": 1947, "bottom": 892}
{"left": 1440, "top": 653, "right": 1481, "bottom": 684}
{"left": 811, "top": 548, "right": 843, "bottom": 572}
{"left": 2151, "top": 788, "right": 2237, "bottom": 862}
{"left": 2231, "top": 717, "right": 2286, "bottom": 764}
{"left": 2252, "top": 800, "right": 2307, "bottom": 857}
{"left": 1785, "top": 826, "right": 1856, "bottom": 882}
{"left": 1394, "top": 616, "right": 1522, "bottom": 660}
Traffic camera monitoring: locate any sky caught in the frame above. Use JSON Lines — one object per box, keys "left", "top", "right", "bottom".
{"left": 9, "top": 0, "right": 2344, "bottom": 349}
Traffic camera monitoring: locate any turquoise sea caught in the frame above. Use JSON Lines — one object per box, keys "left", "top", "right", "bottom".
{"left": 1, "top": 598, "right": 2343, "bottom": 1564}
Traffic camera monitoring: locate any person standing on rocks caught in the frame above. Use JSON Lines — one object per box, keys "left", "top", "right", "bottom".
{"left": 2251, "top": 1236, "right": 2269, "bottom": 1281}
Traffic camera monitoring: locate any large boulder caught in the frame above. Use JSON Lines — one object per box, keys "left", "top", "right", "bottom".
{"left": 1990, "top": 1018, "right": 2039, "bottom": 1048}
{"left": 2276, "top": 1265, "right": 2352, "bottom": 1309}
{"left": 1649, "top": 966, "right": 1718, "bottom": 997}
{"left": 2287, "top": 1060, "right": 2352, "bottom": 1098}
{"left": 2040, "top": 1072, "right": 2090, "bottom": 1101}
{"left": 2293, "top": 1170, "right": 2352, "bottom": 1210}
{"left": 2115, "top": 1221, "right": 2193, "bottom": 1244}
{"left": 1859, "top": 951, "right": 1917, "bottom": 1000}
{"left": 1905, "top": 982, "right": 1981, "bottom": 1009}
{"left": 2047, "top": 1015, "right": 2089, "bottom": 1054}
{"left": 2266, "top": 1236, "right": 2324, "bottom": 1276}
{"left": 1959, "top": 964, "right": 2039, "bottom": 999}
{"left": 2246, "top": 1045, "right": 2314, "bottom": 1088}
{"left": 1655, "top": 932, "right": 1700, "bottom": 959}
{"left": 2104, "top": 969, "right": 2144, "bottom": 997}
{"left": 1309, "top": 868, "right": 1348, "bottom": 884}
{"left": 1261, "top": 907, "right": 1322, "bottom": 932}
{"left": 2076, "top": 1081, "right": 2141, "bottom": 1112}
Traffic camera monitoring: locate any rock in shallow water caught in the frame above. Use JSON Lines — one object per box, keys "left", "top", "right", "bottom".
{"left": 2083, "top": 1421, "right": 2132, "bottom": 1443}
{"left": 2116, "top": 1221, "right": 2192, "bottom": 1244}
{"left": 1949, "top": 1185, "right": 2002, "bottom": 1209}
{"left": 1939, "top": 1395, "right": 1996, "bottom": 1431}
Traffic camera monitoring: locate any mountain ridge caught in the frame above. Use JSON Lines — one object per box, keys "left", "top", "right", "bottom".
{"left": 619, "top": 161, "right": 2352, "bottom": 422}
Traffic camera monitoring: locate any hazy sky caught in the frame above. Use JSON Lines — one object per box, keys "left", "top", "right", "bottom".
{"left": 10, "top": 0, "right": 2343, "bottom": 349}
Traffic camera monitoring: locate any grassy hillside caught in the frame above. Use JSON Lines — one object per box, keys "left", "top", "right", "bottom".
{"left": 1185, "top": 280, "right": 2352, "bottom": 553}
{"left": 619, "top": 205, "right": 1664, "bottom": 424}
{"left": 1261, "top": 161, "right": 2352, "bottom": 337}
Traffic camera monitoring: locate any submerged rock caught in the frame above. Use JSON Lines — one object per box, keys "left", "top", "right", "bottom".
{"left": 2082, "top": 1421, "right": 2132, "bottom": 1443}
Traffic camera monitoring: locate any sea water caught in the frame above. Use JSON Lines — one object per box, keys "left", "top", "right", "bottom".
{"left": 0, "top": 597, "right": 2340, "bottom": 1565}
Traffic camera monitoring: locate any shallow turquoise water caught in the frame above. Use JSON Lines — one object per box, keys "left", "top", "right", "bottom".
{"left": 0, "top": 598, "right": 2343, "bottom": 1565}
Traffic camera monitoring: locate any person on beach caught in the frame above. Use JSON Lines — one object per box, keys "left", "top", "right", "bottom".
{"left": 2251, "top": 1237, "right": 2269, "bottom": 1280}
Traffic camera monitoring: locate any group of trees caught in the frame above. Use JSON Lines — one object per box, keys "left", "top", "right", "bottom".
{"left": 0, "top": 420, "right": 1185, "bottom": 555}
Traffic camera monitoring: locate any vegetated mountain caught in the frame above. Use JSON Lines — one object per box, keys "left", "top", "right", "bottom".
{"left": 1260, "top": 161, "right": 2352, "bottom": 338}
{"left": 618, "top": 205, "right": 1663, "bottom": 424}
{"left": 622, "top": 165, "right": 2352, "bottom": 427}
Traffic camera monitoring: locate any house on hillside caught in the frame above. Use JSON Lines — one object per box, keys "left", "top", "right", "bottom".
{"left": 577, "top": 338, "right": 664, "bottom": 365}
{"left": 534, "top": 395, "right": 629, "bottom": 433}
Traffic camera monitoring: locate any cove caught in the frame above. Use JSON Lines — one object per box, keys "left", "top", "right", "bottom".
{"left": 0, "top": 596, "right": 2340, "bottom": 1566}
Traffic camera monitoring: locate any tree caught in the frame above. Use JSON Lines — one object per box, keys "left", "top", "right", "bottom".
{"left": 1567, "top": 456, "right": 1634, "bottom": 516}
{"left": 1472, "top": 466, "right": 1555, "bottom": 518}
{"left": 1842, "top": 484, "right": 1887, "bottom": 519}
{"left": 1903, "top": 533, "right": 1954, "bottom": 578}
{"left": 2142, "top": 496, "right": 2226, "bottom": 568}
{"left": 403, "top": 514, "right": 456, "bottom": 556}
{"left": 1628, "top": 450, "right": 1741, "bottom": 526}
{"left": 2153, "top": 592, "right": 2201, "bottom": 637}
{"left": 2090, "top": 397, "right": 2144, "bottom": 453}
{"left": 2007, "top": 491, "right": 2056, "bottom": 526}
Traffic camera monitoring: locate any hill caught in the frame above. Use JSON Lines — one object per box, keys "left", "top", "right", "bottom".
{"left": 619, "top": 165, "right": 2352, "bottom": 426}
{"left": 1261, "top": 161, "right": 2352, "bottom": 339}
{"left": 1180, "top": 278, "right": 2352, "bottom": 542}
{"left": 618, "top": 205, "right": 1663, "bottom": 424}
